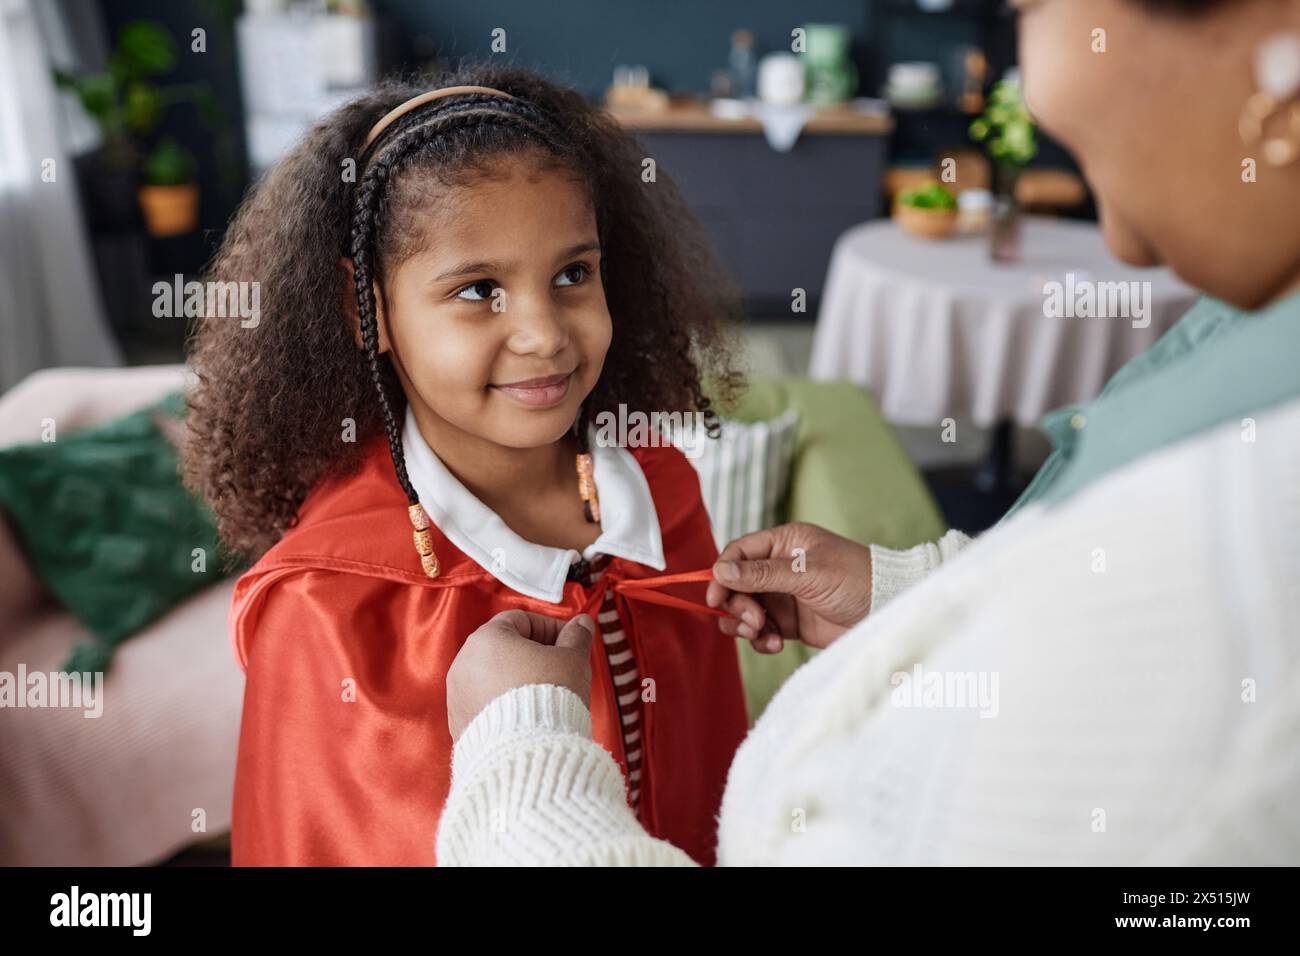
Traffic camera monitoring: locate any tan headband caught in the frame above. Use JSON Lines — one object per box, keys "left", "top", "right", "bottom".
{"left": 360, "top": 85, "right": 518, "bottom": 154}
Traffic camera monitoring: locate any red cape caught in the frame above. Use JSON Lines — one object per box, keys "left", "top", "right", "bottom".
{"left": 229, "top": 438, "right": 749, "bottom": 865}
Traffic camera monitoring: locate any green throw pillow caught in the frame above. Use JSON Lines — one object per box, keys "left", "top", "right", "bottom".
{"left": 0, "top": 391, "right": 231, "bottom": 673}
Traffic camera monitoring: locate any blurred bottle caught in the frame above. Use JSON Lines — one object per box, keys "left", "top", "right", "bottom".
{"left": 730, "top": 29, "right": 756, "bottom": 99}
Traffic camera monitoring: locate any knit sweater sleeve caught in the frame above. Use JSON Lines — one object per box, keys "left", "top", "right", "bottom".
{"left": 436, "top": 683, "right": 698, "bottom": 867}
{"left": 869, "top": 529, "right": 972, "bottom": 611}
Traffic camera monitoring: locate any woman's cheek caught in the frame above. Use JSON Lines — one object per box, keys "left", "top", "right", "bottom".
{"left": 1016, "top": 3, "right": 1101, "bottom": 154}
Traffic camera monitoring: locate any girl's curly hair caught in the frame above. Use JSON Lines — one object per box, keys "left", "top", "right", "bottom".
{"left": 183, "top": 61, "right": 743, "bottom": 562}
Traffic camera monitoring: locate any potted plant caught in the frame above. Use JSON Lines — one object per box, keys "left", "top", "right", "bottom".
{"left": 138, "top": 138, "right": 199, "bottom": 237}
{"left": 969, "top": 77, "right": 1038, "bottom": 262}
{"left": 54, "top": 20, "right": 217, "bottom": 236}
{"left": 894, "top": 181, "right": 959, "bottom": 240}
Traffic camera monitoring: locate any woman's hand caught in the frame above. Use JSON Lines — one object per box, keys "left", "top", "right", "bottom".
{"left": 446, "top": 610, "right": 596, "bottom": 743}
{"left": 706, "top": 522, "right": 873, "bottom": 653}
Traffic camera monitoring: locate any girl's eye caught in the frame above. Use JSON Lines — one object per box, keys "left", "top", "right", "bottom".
{"left": 555, "top": 263, "right": 589, "bottom": 287}
{"left": 456, "top": 280, "right": 496, "bottom": 301}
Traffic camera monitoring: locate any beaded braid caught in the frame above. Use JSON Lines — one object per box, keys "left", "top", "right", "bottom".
{"left": 573, "top": 402, "right": 600, "bottom": 523}
{"left": 347, "top": 91, "right": 582, "bottom": 574}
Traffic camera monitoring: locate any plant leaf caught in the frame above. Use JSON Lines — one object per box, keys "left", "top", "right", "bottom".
{"left": 119, "top": 21, "right": 176, "bottom": 75}
{"left": 123, "top": 82, "right": 164, "bottom": 133}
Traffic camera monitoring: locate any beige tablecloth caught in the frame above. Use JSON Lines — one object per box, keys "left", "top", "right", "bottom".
{"left": 810, "top": 218, "right": 1199, "bottom": 427}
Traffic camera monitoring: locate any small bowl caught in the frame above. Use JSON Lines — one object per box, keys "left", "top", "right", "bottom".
{"left": 894, "top": 201, "right": 958, "bottom": 240}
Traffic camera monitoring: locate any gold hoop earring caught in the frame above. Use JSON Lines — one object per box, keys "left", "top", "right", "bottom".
{"left": 1239, "top": 93, "right": 1300, "bottom": 166}
{"left": 1239, "top": 32, "right": 1300, "bottom": 167}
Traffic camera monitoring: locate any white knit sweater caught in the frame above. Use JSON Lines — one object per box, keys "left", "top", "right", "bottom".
{"left": 436, "top": 397, "right": 1300, "bottom": 866}
{"left": 869, "top": 528, "right": 972, "bottom": 612}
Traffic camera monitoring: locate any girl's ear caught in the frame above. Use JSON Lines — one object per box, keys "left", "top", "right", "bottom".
{"left": 338, "top": 256, "right": 391, "bottom": 354}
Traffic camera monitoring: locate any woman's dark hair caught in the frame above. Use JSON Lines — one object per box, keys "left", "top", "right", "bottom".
{"left": 184, "top": 61, "right": 742, "bottom": 561}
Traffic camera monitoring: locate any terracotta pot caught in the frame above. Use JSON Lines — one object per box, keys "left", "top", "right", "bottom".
{"left": 893, "top": 200, "right": 958, "bottom": 240}
{"left": 138, "top": 183, "right": 199, "bottom": 238}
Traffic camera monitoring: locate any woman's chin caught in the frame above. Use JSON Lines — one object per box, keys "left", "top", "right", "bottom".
{"left": 1098, "top": 206, "right": 1163, "bottom": 269}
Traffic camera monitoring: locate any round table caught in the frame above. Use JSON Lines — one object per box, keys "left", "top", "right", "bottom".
{"left": 809, "top": 217, "right": 1199, "bottom": 428}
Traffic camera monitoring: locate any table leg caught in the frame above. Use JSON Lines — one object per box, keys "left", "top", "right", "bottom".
{"left": 975, "top": 418, "right": 1017, "bottom": 495}
{"left": 923, "top": 417, "right": 1027, "bottom": 534}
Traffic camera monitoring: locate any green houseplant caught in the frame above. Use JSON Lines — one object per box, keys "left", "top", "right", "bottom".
{"left": 54, "top": 20, "right": 216, "bottom": 236}
{"left": 894, "top": 182, "right": 959, "bottom": 240}
{"left": 138, "top": 138, "right": 199, "bottom": 237}
{"left": 969, "top": 78, "right": 1038, "bottom": 261}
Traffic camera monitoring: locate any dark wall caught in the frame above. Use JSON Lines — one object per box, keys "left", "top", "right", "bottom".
{"left": 379, "top": 0, "right": 878, "bottom": 98}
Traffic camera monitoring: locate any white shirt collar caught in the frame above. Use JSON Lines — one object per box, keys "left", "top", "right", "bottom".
{"left": 401, "top": 406, "right": 666, "bottom": 603}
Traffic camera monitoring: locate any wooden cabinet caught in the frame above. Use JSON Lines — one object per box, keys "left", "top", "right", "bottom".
{"left": 613, "top": 104, "right": 892, "bottom": 318}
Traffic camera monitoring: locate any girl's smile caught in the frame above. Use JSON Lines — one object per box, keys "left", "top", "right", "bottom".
{"left": 490, "top": 369, "right": 575, "bottom": 408}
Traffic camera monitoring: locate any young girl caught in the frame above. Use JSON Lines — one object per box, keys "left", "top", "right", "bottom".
{"left": 183, "top": 64, "right": 750, "bottom": 866}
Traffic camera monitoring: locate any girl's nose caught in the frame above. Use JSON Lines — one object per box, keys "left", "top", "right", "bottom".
{"left": 504, "top": 297, "right": 570, "bottom": 358}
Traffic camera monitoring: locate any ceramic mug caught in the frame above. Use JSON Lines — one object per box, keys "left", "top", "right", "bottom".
{"left": 758, "top": 53, "right": 806, "bottom": 106}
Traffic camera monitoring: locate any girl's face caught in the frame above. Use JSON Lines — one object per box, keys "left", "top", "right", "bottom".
{"left": 378, "top": 155, "right": 611, "bottom": 450}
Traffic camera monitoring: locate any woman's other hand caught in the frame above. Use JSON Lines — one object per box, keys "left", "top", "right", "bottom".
{"left": 446, "top": 610, "right": 595, "bottom": 743}
{"left": 706, "top": 522, "right": 873, "bottom": 653}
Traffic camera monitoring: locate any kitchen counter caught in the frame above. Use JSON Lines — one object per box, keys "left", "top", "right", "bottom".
{"left": 606, "top": 100, "right": 894, "bottom": 135}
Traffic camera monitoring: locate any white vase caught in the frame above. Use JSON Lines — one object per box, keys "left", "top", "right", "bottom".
{"left": 757, "top": 53, "right": 805, "bottom": 107}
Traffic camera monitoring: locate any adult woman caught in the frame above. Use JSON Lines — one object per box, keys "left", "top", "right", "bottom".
{"left": 437, "top": 0, "right": 1300, "bottom": 865}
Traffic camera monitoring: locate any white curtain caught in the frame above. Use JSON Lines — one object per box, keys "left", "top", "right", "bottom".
{"left": 0, "top": 0, "right": 120, "bottom": 393}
